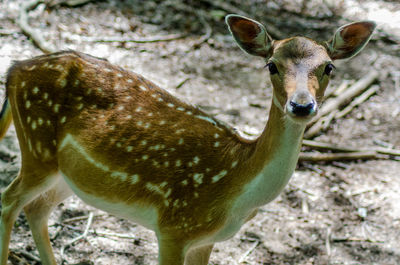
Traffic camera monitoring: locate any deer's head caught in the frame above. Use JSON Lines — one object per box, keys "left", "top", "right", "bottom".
{"left": 226, "top": 15, "right": 376, "bottom": 123}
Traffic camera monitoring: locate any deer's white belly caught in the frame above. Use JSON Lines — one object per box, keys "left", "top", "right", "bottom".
{"left": 60, "top": 171, "right": 158, "bottom": 231}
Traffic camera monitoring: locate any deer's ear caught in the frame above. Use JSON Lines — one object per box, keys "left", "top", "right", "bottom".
{"left": 226, "top": 14, "right": 273, "bottom": 58}
{"left": 326, "top": 21, "right": 376, "bottom": 60}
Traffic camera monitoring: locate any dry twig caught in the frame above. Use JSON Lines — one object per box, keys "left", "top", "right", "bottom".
{"left": 17, "top": 0, "right": 56, "bottom": 53}
{"left": 238, "top": 240, "right": 260, "bottom": 263}
{"left": 81, "top": 34, "right": 187, "bottom": 44}
{"left": 299, "top": 151, "right": 381, "bottom": 162}
{"left": 303, "top": 139, "right": 400, "bottom": 157}
{"left": 10, "top": 249, "right": 41, "bottom": 263}
{"left": 335, "top": 85, "right": 380, "bottom": 119}
{"left": 47, "top": 0, "right": 92, "bottom": 8}
{"left": 60, "top": 212, "right": 94, "bottom": 261}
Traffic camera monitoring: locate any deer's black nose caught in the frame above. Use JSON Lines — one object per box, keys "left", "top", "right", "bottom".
{"left": 289, "top": 100, "right": 316, "bottom": 117}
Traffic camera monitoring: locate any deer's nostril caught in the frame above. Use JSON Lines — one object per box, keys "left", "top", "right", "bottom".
{"left": 289, "top": 100, "right": 316, "bottom": 117}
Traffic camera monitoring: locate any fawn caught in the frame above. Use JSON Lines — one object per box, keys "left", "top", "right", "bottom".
{"left": 0, "top": 15, "right": 375, "bottom": 264}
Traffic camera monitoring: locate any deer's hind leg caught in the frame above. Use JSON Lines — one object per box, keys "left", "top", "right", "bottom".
{"left": 23, "top": 176, "right": 73, "bottom": 265}
{"left": 0, "top": 156, "right": 60, "bottom": 265}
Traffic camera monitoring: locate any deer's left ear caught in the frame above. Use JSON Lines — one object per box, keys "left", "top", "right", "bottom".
{"left": 226, "top": 14, "right": 273, "bottom": 58}
{"left": 326, "top": 21, "right": 376, "bottom": 60}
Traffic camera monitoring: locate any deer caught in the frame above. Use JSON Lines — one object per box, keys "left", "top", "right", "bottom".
{"left": 0, "top": 14, "right": 375, "bottom": 265}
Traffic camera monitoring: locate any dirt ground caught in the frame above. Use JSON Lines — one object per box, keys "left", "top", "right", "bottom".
{"left": 0, "top": 0, "right": 399, "bottom": 264}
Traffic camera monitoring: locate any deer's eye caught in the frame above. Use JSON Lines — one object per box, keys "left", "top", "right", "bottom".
{"left": 266, "top": 62, "right": 279, "bottom": 75}
{"left": 324, "top": 63, "right": 335, "bottom": 76}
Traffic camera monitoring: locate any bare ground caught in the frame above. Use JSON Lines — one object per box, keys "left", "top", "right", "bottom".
{"left": 0, "top": 0, "right": 399, "bottom": 264}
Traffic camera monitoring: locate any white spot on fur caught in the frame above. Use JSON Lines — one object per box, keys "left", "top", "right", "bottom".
{"left": 59, "top": 78, "right": 67, "bottom": 88}
{"left": 54, "top": 104, "right": 60, "bottom": 113}
{"left": 131, "top": 174, "right": 140, "bottom": 184}
{"left": 126, "top": 146, "right": 133, "bottom": 152}
{"left": 139, "top": 85, "right": 147, "bottom": 91}
{"left": 178, "top": 138, "right": 184, "bottom": 145}
{"left": 32, "top": 86, "right": 39, "bottom": 94}
{"left": 232, "top": 160, "right": 238, "bottom": 168}
{"left": 193, "top": 173, "right": 204, "bottom": 185}
{"left": 31, "top": 120, "right": 37, "bottom": 130}
{"left": 212, "top": 170, "right": 228, "bottom": 183}
{"left": 38, "top": 118, "right": 43, "bottom": 125}
{"left": 36, "top": 141, "right": 42, "bottom": 154}
{"left": 60, "top": 116, "right": 67, "bottom": 123}
{"left": 214, "top": 142, "right": 220, "bottom": 147}
{"left": 25, "top": 100, "right": 31, "bottom": 109}
{"left": 111, "top": 172, "right": 128, "bottom": 181}
{"left": 195, "top": 115, "right": 217, "bottom": 126}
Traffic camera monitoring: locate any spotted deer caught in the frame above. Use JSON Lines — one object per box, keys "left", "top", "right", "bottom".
{"left": 0, "top": 15, "right": 375, "bottom": 265}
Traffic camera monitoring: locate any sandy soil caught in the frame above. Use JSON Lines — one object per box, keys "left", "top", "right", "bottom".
{"left": 0, "top": 0, "right": 399, "bottom": 264}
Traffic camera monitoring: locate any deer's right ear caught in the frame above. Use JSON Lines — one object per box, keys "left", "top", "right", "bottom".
{"left": 226, "top": 15, "right": 273, "bottom": 58}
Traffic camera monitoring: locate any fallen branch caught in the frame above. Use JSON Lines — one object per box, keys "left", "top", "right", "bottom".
{"left": 193, "top": 10, "right": 213, "bottom": 48}
{"left": 303, "top": 139, "right": 400, "bottom": 157}
{"left": 331, "top": 236, "right": 384, "bottom": 244}
{"left": 10, "top": 249, "right": 41, "bottom": 263}
{"left": 47, "top": 0, "right": 92, "bottom": 8}
{"left": 0, "top": 29, "right": 19, "bottom": 36}
{"left": 335, "top": 85, "right": 380, "bottom": 119}
{"left": 17, "top": 0, "right": 56, "bottom": 53}
{"left": 305, "top": 71, "right": 379, "bottom": 138}
{"left": 200, "top": 0, "right": 284, "bottom": 39}
{"left": 81, "top": 34, "right": 187, "bottom": 44}
{"left": 299, "top": 151, "right": 381, "bottom": 162}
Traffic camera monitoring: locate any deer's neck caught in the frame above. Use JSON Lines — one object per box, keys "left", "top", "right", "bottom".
{"left": 233, "top": 101, "right": 306, "bottom": 213}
